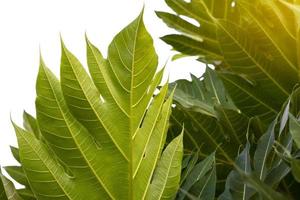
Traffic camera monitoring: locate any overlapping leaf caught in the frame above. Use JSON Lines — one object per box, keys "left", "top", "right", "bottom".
{"left": 157, "top": 0, "right": 239, "bottom": 64}
{"left": 0, "top": 169, "right": 23, "bottom": 200}
{"left": 177, "top": 152, "right": 216, "bottom": 200}
{"left": 159, "top": 0, "right": 300, "bottom": 122}
{"left": 219, "top": 98, "right": 295, "bottom": 199}
{"left": 219, "top": 142, "right": 253, "bottom": 200}
{"left": 168, "top": 67, "right": 249, "bottom": 163}
{"left": 9, "top": 12, "right": 183, "bottom": 200}
{"left": 3, "top": 113, "right": 37, "bottom": 200}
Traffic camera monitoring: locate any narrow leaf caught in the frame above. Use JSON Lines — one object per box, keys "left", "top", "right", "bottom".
{"left": 146, "top": 132, "right": 183, "bottom": 200}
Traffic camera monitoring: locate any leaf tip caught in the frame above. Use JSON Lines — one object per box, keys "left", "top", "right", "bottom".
{"left": 59, "top": 34, "right": 68, "bottom": 53}
{"left": 84, "top": 32, "right": 90, "bottom": 44}
{"left": 155, "top": 11, "right": 162, "bottom": 18}
{"left": 23, "top": 110, "right": 29, "bottom": 117}
{"left": 39, "top": 48, "right": 46, "bottom": 66}
{"left": 180, "top": 124, "right": 184, "bottom": 138}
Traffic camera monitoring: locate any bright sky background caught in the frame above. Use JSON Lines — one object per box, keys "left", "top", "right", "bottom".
{"left": 0, "top": 0, "right": 204, "bottom": 185}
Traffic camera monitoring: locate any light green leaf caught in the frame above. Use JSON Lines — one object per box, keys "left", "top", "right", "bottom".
{"left": 216, "top": 18, "right": 296, "bottom": 106}
{"left": 36, "top": 57, "right": 111, "bottom": 199}
{"left": 14, "top": 124, "right": 88, "bottom": 200}
{"left": 146, "top": 132, "right": 183, "bottom": 200}
{"left": 12, "top": 11, "right": 182, "bottom": 200}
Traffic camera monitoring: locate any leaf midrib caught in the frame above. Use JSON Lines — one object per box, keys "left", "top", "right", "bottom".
{"left": 42, "top": 66, "right": 116, "bottom": 199}
{"left": 128, "top": 12, "right": 142, "bottom": 200}
{"left": 239, "top": 3, "right": 298, "bottom": 72}
{"left": 184, "top": 110, "right": 232, "bottom": 162}
{"left": 217, "top": 20, "right": 290, "bottom": 96}
{"left": 86, "top": 40, "right": 130, "bottom": 118}
{"left": 220, "top": 74, "right": 278, "bottom": 114}
{"left": 179, "top": 0, "right": 295, "bottom": 96}
{"left": 258, "top": 129, "right": 274, "bottom": 180}
{"left": 133, "top": 92, "right": 167, "bottom": 178}
{"left": 62, "top": 46, "right": 129, "bottom": 162}
{"left": 156, "top": 136, "right": 181, "bottom": 200}
{"left": 18, "top": 130, "right": 72, "bottom": 200}
{"left": 142, "top": 98, "right": 173, "bottom": 200}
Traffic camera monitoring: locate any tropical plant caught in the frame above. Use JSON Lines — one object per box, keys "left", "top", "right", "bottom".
{"left": 3, "top": 0, "right": 300, "bottom": 199}
{"left": 157, "top": 0, "right": 300, "bottom": 121}
{"left": 157, "top": 0, "right": 300, "bottom": 199}
{"left": 1, "top": 12, "right": 184, "bottom": 200}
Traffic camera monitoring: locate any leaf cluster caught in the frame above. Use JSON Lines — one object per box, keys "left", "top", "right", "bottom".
{"left": 3, "top": 0, "right": 300, "bottom": 199}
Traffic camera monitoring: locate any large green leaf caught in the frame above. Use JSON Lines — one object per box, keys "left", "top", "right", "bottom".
{"left": 159, "top": 0, "right": 300, "bottom": 121}
{"left": 11, "top": 12, "right": 183, "bottom": 200}
{"left": 157, "top": 0, "right": 239, "bottom": 64}
{"left": 218, "top": 72, "right": 279, "bottom": 123}
{"left": 159, "top": 0, "right": 300, "bottom": 72}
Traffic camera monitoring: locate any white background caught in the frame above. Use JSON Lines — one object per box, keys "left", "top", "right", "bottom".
{"left": 0, "top": 0, "right": 204, "bottom": 181}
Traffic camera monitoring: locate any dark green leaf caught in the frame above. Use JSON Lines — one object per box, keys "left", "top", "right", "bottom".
{"left": 178, "top": 152, "right": 216, "bottom": 200}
